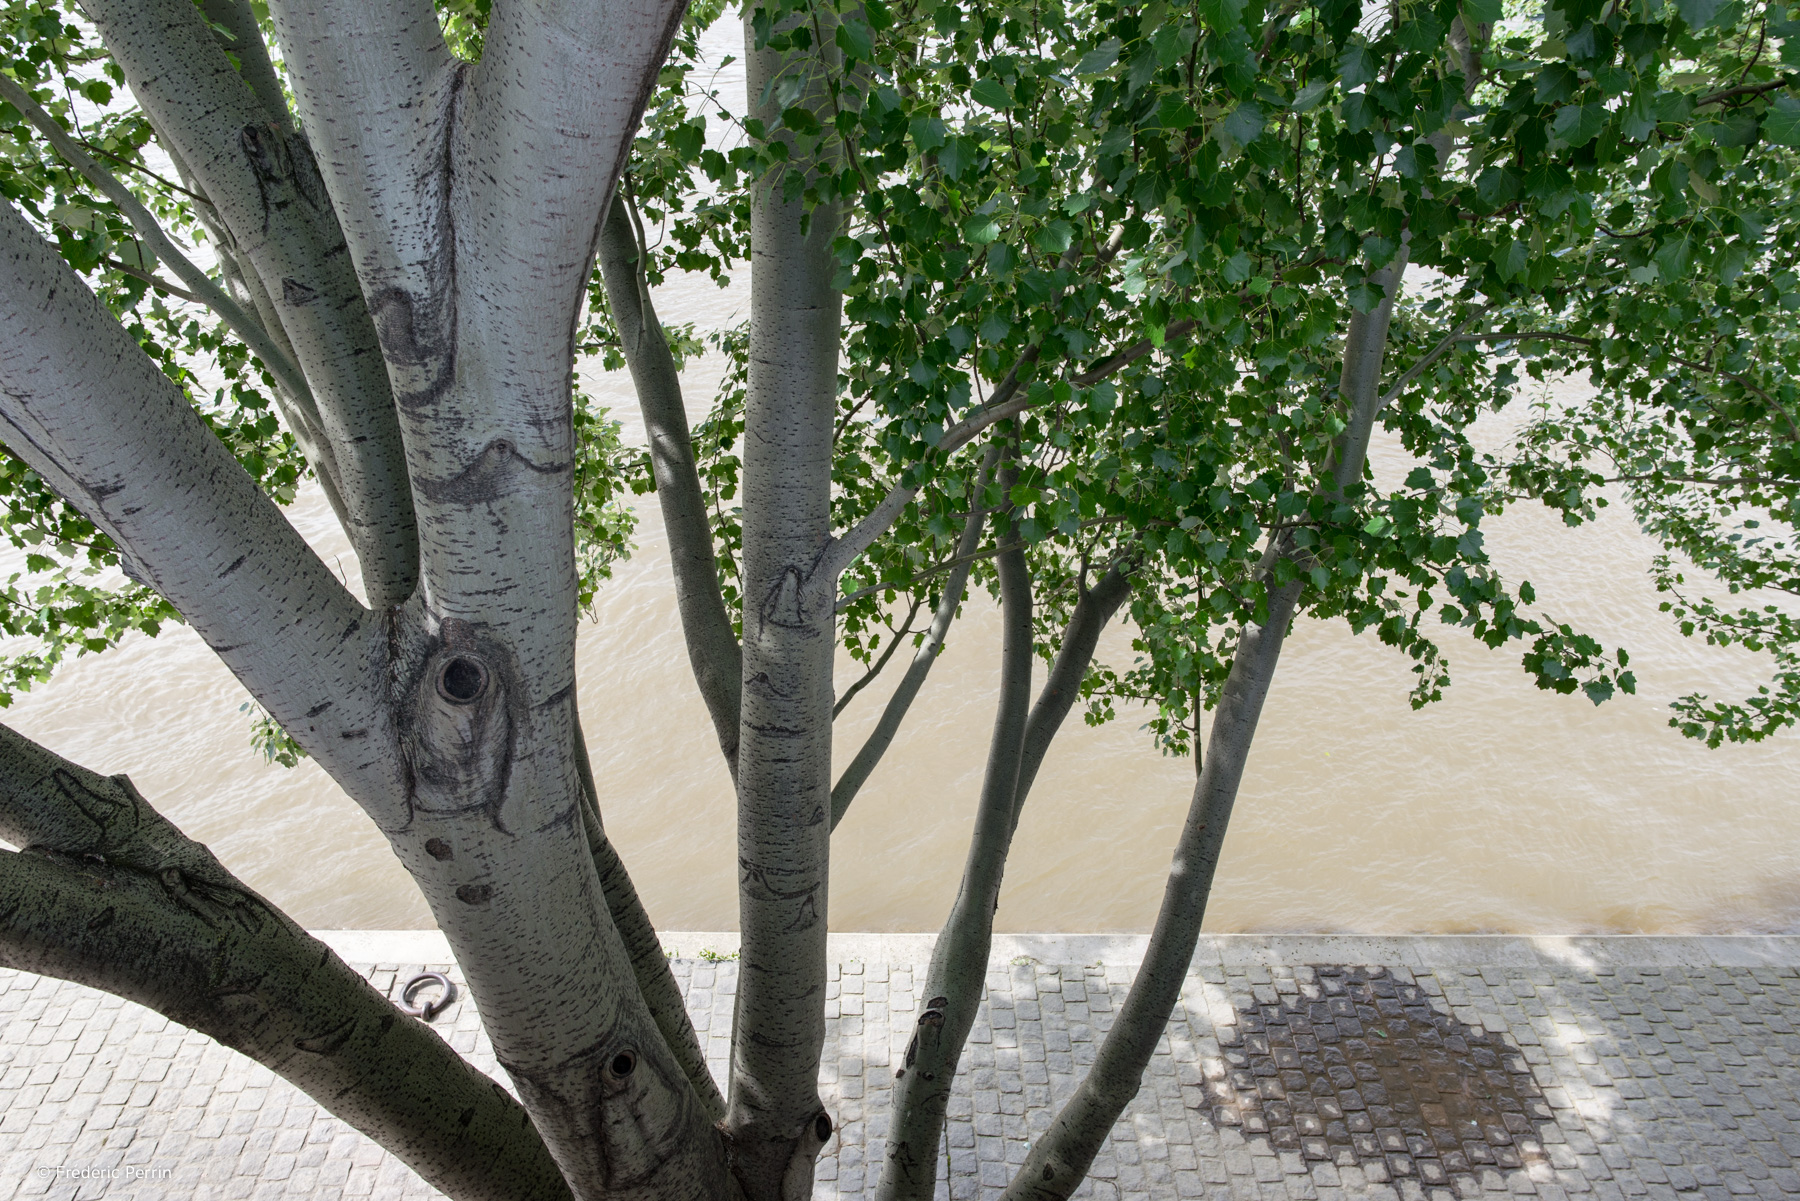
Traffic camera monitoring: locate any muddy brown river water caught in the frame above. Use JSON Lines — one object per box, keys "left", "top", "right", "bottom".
{"left": 6, "top": 22, "right": 1796, "bottom": 935}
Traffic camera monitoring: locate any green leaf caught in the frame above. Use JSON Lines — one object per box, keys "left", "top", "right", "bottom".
{"left": 1074, "top": 39, "right": 1122, "bottom": 75}
{"left": 1764, "top": 94, "right": 1800, "bottom": 147}
{"left": 1461, "top": 0, "right": 1502, "bottom": 23}
{"left": 1552, "top": 102, "right": 1607, "bottom": 147}
{"left": 780, "top": 105, "right": 821, "bottom": 136}
{"left": 971, "top": 77, "right": 1012, "bottom": 110}
{"left": 834, "top": 17, "right": 873, "bottom": 61}
{"left": 1292, "top": 78, "right": 1334, "bottom": 112}
{"left": 909, "top": 115, "right": 947, "bottom": 150}
{"left": 1034, "top": 220, "right": 1075, "bottom": 254}
{"left": 1197, "top": 0, "right": 1247, "bottom": 32}
{"left": 1674, "top": 0, "right": 1726, "bottom": 28}
{"left": 963, "top": 212, "right": 1001, "bottom": 244}
{"left": 1217, "top": 102, "right": 1266, "bottom": 150}
{"left": 1337, "top": 44, "right": 1376, "bottom": 90}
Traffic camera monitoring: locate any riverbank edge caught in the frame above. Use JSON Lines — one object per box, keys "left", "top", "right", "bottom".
{"left": 311, "top": 929, "right": 1800, "bottom": 968}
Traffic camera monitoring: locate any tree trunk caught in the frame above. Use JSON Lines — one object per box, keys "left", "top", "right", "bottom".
{"left": 0, "top": 724, "right": 572, "bottom": 1201}
{"left": 1000, "top": 579, "right": 1303, "bottom": 1199}
{"left": 597, "top": 195, "right": 744, "bottom": 773}
{"left": 877, "top": 480, "right": 1033, "bottom": 1201}
{"left": 722, "top": 11, "right": 845, "bottom": 1198}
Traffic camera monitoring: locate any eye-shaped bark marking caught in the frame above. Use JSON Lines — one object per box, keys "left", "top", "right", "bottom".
{"left": 414, "top": 439, "right": 570, "bottom": 507}
{"left": 502, "top": 1033, "right": 697, "bottom": 1191}
{"left": 238, "top": 123, "right": 323, "bottom": 232}
{"left": 397, "top": 620, "right": 519, "bottom": 827}
{"left": 758, "top": 565, "right": 813, "bottom": 633}
{"left": 367, "top": 286, "right": 457, "bottom": 411}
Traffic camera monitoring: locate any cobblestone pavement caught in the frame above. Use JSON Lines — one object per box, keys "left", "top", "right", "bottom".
{"left": 0, "top": 935, "right": 1794, "bottom": 1200}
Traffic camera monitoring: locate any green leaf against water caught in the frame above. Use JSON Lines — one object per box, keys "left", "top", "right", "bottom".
{"left": 1075, "top": 38, "right": 1122, "bottom": 75}
{"left": 1674, "top": 0, "right": 1726, "bottom": 29}
{"left": 971, "top": 77, "right": 1012, "bottom": 110}
{"left": 1765, "top": 94, "right": 1800, "bottom": 147}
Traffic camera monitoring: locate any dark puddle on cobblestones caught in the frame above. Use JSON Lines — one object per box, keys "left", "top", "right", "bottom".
{"left": 1197, "top": 966, "right": 1555, "bottom": 1186}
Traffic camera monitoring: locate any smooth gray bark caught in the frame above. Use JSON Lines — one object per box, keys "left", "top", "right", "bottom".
{"left": 1012, "top": 564, "right": 1133, "bottom": 825}
{"left": 877, "top": 486, "right": 1033, "bottom": 1201}
{"left": 84, "top": 0, "right": 419, "bottom": 609}
{"left": 12, "top": 4, "right": 728, "bottom": 1195}
{"left": 0, "top": 724, "right": 573, "bottom": 1201}
{"left": 596, "top": 195, "right": 744, "bottom": 772}
{"left": 994, "top": 188, "right": 1421, "bottom": 1195}
{"left": 999, "top": 579, "right": 1304, "bottom": 1200}
{"left": 258, "top": 3, "right": 721, "bottom": 1194}
{"left": 723, "top": 12, "right": 845, "bottom": 1198}
{"left": 573, "top": 709, "right": 729, "bottom": 1123}
{"left": 0, "top": 197, "right": 401, "bottom": 812}
{"left": 830, "top": 445, "right": 1000, "bottom": 827}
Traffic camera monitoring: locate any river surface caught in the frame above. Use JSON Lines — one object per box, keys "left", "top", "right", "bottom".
{"left": 5, "top": 22, "right": 1797, "bottom": 934}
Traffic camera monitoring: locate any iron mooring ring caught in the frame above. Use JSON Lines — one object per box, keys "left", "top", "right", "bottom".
{"left": 399, "top": 971, "right": 456, "bottom": 1022}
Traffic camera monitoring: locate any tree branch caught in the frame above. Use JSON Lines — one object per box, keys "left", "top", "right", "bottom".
{"left": 1003, "top": 580, "right": 1304, "bottom": 1198}
{"left": 598, "top": 192, "right": 745, "bottom": 773}
{"left": 571, "top": 706, "right": 727, "bottom": 1123}
{"left": 830, "top": 444, "right": 999, "bottom": 827}
{"left": 877, "top": 454, "right": 1033, "bottom": 1201}
{"left": 832, "top": 595, "right": 924, "bottom": 720}
{"left": 0, "top": 74, "right": 312, "bottom": 410}
{"left": 86, "top": 0, "right": 419, "bottom": 607}
{"left": 0, "top": 723, "right": 573, "bottom": 1201}
{"left": 1011, "top": 562, "right": 1134, "bottom": 827}
{"left": 0, "top": 198, "right": 402, "bottom": 819}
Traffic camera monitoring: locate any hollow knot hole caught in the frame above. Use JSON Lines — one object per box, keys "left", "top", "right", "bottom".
{"left": 814, "top": 1111, "right": 833, "bottom": 1143}
{"left": 437, "top": 655, "right": 488, "bottom": 704}
{"left": 609, "top": 1049, "right": 636, "bottom": 1078}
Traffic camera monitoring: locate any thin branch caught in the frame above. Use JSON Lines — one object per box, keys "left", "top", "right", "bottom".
{"left": 1697, "top": 76, "right": 1792, "bottom": 107}
{"left": 833, "top": 595, "right": 924, "bottom": 718}
{"left": 1375, "top": 305, "right": 1492, "bottom": 410}
{"left": 836, "top": 514, "right": 1136, "bottom": 611}
{"left": 102, "top": 256, "right": 207, "bottom": 306}
{"left": 0, "top": 75, "right": 313, "bottom": 408}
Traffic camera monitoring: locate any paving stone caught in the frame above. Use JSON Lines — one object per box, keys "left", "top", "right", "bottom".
{"left": 1, "top": 942, "right": 1797, "bottom": 1199}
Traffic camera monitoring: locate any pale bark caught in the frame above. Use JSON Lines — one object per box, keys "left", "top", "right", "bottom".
{"left": 573, "top": 710, "right": 728, "bottom": 1122}
{"left": 58, "top": 4, "right": 727, "bottom": 1194}
{"left": 1012, "top": 564, "right": 1133, "bottom": 825}
{"left": 84, "top": 0, "right": 419, "bottom": 608}
{"left": 0, "top": 198, "right": 402, "bottom": 815}
{"left": 877, "top": 485, "right": 1033, "bottom": 1201}
{"left": 724, "top": 11, "right": 845, "bottom": 1197}
{"left": 596, "top": 195, "right": 744, "bottom": 771}
{"left": 0, "top": 724, "right": 572, "bottom": 1201}
{"left": 1000, "top": 579, "right": 1303, "bottom": 1200}
{"left": 830, "top": 445, "right": 999, "bottom": 827}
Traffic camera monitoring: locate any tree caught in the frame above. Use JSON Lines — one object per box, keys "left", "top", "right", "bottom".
{"left": 0, "top": 0, "right": 1796, "bottom": 1198}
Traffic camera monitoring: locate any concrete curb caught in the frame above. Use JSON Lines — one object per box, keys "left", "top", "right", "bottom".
{"left": 310, "top": 929, "right": 1800, "bottom": 968}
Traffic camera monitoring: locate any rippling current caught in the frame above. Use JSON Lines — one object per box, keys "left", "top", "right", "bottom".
{"left": 6, "top": 22, "right": 1796, "bottom": 935}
